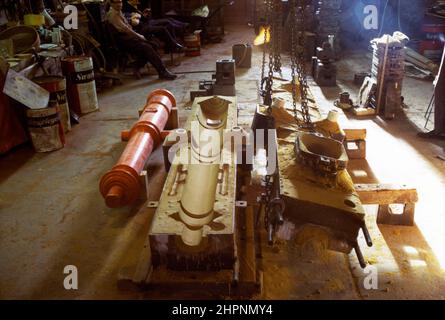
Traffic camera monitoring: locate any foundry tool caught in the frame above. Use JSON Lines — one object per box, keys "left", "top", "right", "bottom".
{"left": 190, "top": 59, "right": 236, "bottom": 100}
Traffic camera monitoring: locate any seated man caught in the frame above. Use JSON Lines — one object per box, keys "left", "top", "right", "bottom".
{"left": 106, "top": 0, "right": 177, "bottom": 80}
{"left": 128, "top": 11, "right": 185, "bottom": 53}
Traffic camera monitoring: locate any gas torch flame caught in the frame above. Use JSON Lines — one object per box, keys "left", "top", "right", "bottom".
{"left": 254, "top": 26, "right": 271, "bottom": 46}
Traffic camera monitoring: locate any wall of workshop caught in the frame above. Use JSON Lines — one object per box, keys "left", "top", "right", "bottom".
{"left": 223, "top": 0, "right": 252, "bottom": 25}
{"left": 340, "top": 0, "right": 435, "bottom": 49}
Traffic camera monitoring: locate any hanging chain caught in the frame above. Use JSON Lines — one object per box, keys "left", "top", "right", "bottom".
{"left": 262, "top": 173, "right": 273, "bottom": 231}
{"left": 290, "top": 1, "right": 298, "bottom": 122}
{"left": 290, "top": 0, "right": 313, "bottom": 129}
{"left": 272, "top": 2, "right": 282, "bottom": 73}
{"left": 260, "top": 0, "right": 274, "bottom": 108}
{"left": 260, "top": 0, "right": 269, "bottom": 87}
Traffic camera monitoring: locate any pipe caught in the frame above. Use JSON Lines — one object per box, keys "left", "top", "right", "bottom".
{"left": 99, "top": 89, "right": 176, "bottom": 208}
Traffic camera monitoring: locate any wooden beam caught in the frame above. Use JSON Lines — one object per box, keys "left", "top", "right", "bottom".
{"left": 355, "top": 183, "right": 418, "bottom": 205}
{"left": 344, "top": 128, "right": 366, "bottom": 141}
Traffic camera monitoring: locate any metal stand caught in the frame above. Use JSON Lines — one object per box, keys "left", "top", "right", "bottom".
{"left": 424, "top": 93, "right": 435, "bottom": 129}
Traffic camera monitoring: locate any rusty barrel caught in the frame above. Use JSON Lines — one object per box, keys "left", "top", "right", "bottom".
{"left": 33, "top": 75, "right": 71, "bottom": 133}
{"left": 184, "top": 32, "right": 201, "bottom": 57}
{"left": 26, "top": 101, "right": 65, "bottom": 152}
{"left": 99, "top": 89, "right": 176, "bottom": 208}
{"left": 61, "top": 56, "right": 99, "bottom": 115}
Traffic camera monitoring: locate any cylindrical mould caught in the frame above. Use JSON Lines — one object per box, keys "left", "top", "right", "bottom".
{"left": 179, "top": 96, "right": 230, "bottom": 246}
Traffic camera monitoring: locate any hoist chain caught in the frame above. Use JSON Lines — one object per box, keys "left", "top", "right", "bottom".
{"left": 272, "top": 1, "right": 282, "bottom": 73}
{"left": 260, "top": 0, "right": 274, "bottom": 108}
{"left": 260, "top": 0, "right": 269, "bottom": 88}
{"left": 290, "top": 0, "right": 314, "bottom": 129}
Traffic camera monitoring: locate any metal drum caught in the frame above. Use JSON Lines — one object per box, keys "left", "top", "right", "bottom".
{"left": 61, "top": 56, "right": 99, "bottom": 115}
{"left": 26, "top": 102, "right": 65, "bottom": 152}
{"left": 33, "top": 76, "right": 71, "bottom": 133}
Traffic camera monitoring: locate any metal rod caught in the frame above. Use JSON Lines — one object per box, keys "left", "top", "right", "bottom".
{"left": 173, "top": 70, "right": 216, "bottom": 74}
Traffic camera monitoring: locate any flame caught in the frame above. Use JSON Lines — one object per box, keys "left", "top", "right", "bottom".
{"left": 254, "top": 26, "right": 271, "bottom": 46}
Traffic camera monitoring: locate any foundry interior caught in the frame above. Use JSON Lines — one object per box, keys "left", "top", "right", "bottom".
{"left": 1, "top": 0, "right": 445, "bottom": 300}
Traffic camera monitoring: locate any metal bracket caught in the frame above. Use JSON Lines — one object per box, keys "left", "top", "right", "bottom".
{"left": 235, "top": 200, "right": 247, "bottom": 208}
{"left": 147, "top": 201, "right": 159, "bottom": 208}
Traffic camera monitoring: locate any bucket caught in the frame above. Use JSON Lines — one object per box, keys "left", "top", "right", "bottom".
{"left": 33, "top": 76, "right": 71, "bottom": 133}
{"left": 61, "top": 56, "right": 99, "bottom": 115}
{"left": 26, "top": 102, "right": 65, "bottom": 152}
{"left": 420, "top": 23, "right": 445, "bottom": 62}
{"left": 232, "top": 44, "right": 252, "bottom": 68}
{"left": 0, "top": 26, "right": 40, "bottom": 54}
{"left": 184, "top": 32, "right": 201, "bottom": 57}
{"left": 24, "top": 14, "right": 45, "bottom": 27}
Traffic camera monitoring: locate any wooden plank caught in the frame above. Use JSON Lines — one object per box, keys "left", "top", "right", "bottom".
{"left": 352, "top": 107, "right": 376, "bottom": 116}
{"left": 376, "top": 36, "right": 389, "bottom": 114}
{"left": 147, "top": 267, "right": 233, "bottom": 295}
{"left": 237, "top": 206, "right": 256, "bottom": 285}
{"left": 344, "top": 128, "right": 366, "bottom": 141}
{"left": 165, "top": 107, "right": 179, "bottom": 130}
{"left": 355, "top": 183, "right": 418, "bottom": 205}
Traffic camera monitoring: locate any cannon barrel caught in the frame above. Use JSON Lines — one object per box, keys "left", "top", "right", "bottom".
{"left": 100, "top": 89, "right": 176, "bottom": 208}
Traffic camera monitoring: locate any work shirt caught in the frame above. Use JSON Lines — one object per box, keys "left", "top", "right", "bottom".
{"left": 106, "top": 7, "right": 140, "bottom": 37}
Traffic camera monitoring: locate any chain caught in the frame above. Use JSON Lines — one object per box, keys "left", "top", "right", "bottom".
{"left": 291, "top": 0, "right": 313, "bottom": 129}
{"left": 262, "top": 174, "right": 273, "bottom": 229}
{"left": 264, "top": 23, "right": 274, "bottom": 109}
{"left": 260, "top": 0, "right": 269, "bottom": 87}
{"left": 260, "top": 0, "right": 274, "bottom": 108}
{"left": 272, "top": 2, "right": 282, "bottom": 73}
{"left": 290, "top": 1, "right": 298, "bottom": 122}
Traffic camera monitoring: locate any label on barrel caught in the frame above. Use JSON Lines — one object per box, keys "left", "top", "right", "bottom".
{"left": 70, "top": 70, "right": 95, "bottom": 84}
{"left": 74, "top": 58, "right": 94, "bottom": 72}
{"left": 63, "top": 57, "right": 99, "bottom": 115}
{"left": 27, "top": 108, "right": 64, "bottom": 152}
{"left": 53, "top": 90, "right": 67, "bottom": 105}
{"left": 27, "top": 111, "right": 60, "bottom": 128}
{"left": 51, "top": 90, "right": 71, "bottom": 132}
{"left": 76, "top": 81, "right": 99, "bottom": 114}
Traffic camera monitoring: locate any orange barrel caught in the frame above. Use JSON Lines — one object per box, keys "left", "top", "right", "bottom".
{"left": 184, "top": 32, "right": 201, "bottom": 57}
{"left": 99, "top": 89, "right": 176, "bottom": 208}
{"left": 26, "top": 101, "right": 65, "bottom": 152}
{"left": 33, "top": 76, "right": 71, "bottom": 133}
{"left": 61, "top": 56, "right": 99, "bottom": 115}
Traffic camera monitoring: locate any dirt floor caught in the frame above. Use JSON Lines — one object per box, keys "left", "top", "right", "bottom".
{"left": 0, "top": 25, "right": 445, "bottom": 300}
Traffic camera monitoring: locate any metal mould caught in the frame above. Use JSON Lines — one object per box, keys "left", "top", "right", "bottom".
{"left": 295, "top": 132, "right": 348, "bottom": 175}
